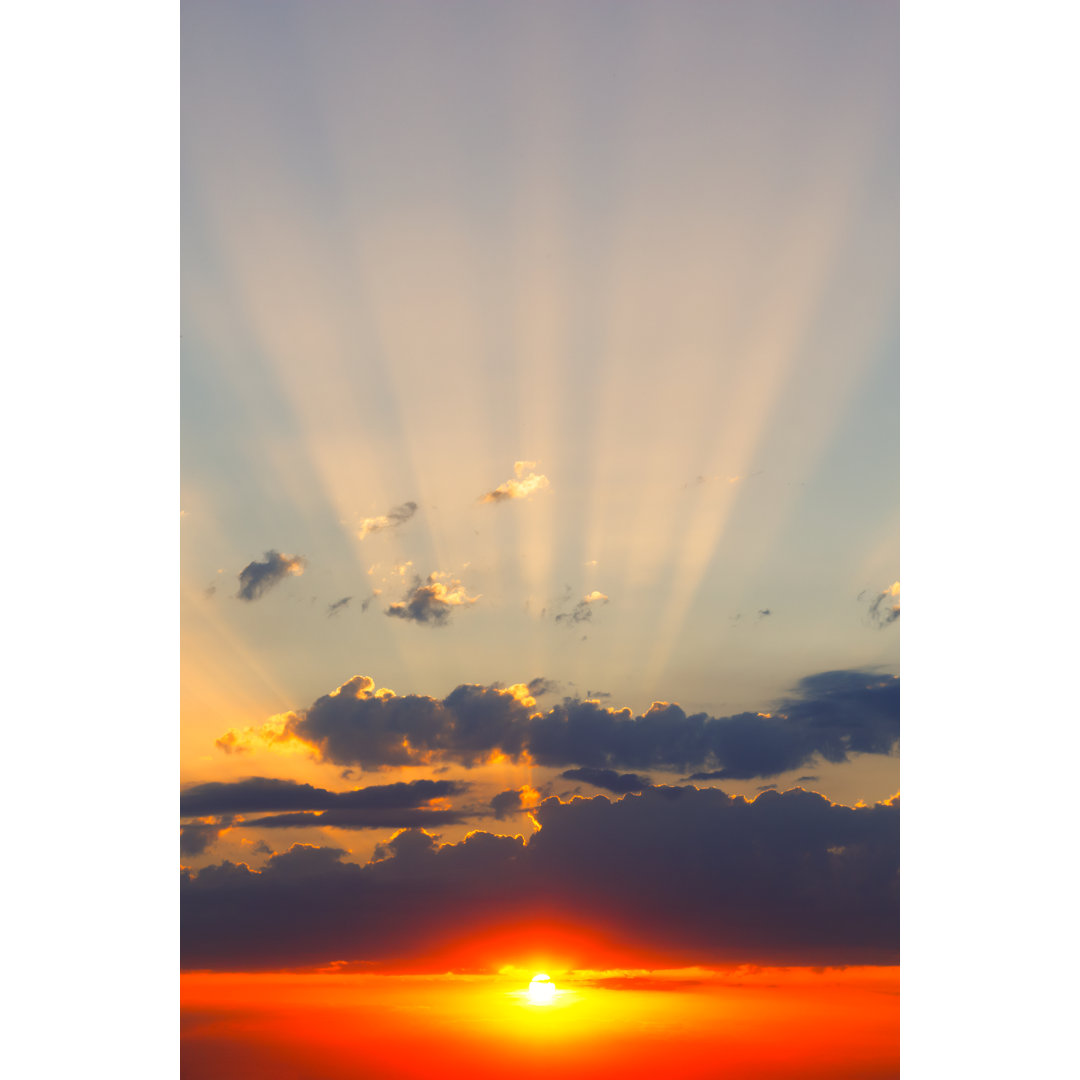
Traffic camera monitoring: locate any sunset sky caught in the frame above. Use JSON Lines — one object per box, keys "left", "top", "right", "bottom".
{"left": 181, "top": 1, "right": 899, "bottom": 1074}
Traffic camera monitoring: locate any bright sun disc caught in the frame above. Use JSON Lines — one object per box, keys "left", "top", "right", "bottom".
{"left": 527, "top": 973, "right": 557, "bottom": 1005}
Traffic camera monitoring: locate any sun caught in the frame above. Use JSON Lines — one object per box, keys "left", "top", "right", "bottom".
{"left": 526, "top": 972, "right": 557, "bottom": 1006}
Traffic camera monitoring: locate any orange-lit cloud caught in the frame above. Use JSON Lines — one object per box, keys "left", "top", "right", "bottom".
{"left": 481, "top": 460, "right": 551, "bottom": 503}
{"left": 386, "top": 574, "right": 481, "bottom": 626}
{"left": 215, "top": 712, "right": 312, "bottom": 757}
{"left": 356, "top": 500, "right": 417, "bottom": 540}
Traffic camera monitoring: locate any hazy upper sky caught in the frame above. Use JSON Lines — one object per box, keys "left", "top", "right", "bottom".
{"left": 181, "top": 0, "right": 898, "bottom": 872}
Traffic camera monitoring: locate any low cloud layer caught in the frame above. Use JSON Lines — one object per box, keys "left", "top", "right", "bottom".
{"left": 357, "top": 501, "right": 417, "bottom": 540}
{"left": 236, "top": 551, "right": 306, "bottom": 601}
{"left": 481, "top": 461, "right": 550, "bottom": 503}
{"left": 182, "top": 786, "right": 899, "bottom": 971}
{"left": 386, "top": 574, "right": 480, "bottom": 626}
{"left": 226, "top": 669, "right": 898, "bottom": 779}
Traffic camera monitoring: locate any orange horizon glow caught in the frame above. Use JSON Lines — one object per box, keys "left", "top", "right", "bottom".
{"left": 182, "top": 964, "right": 899, "bottom": 1080}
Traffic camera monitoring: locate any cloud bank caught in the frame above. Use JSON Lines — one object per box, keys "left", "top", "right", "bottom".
{"left": 182, "top": 786, "right": 899, "bottom": 971}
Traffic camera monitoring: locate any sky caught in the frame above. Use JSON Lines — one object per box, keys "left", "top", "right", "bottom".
{"left": 181, "top": 1, "right": 899, "bottom": 1074}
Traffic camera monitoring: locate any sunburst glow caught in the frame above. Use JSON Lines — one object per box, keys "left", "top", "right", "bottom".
{"left": 526, "top": 973, "right": 557, "bottom": 1006}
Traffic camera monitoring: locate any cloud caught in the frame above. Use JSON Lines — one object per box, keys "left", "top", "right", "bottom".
{"left": 236, "top": 551, "right": 306, "bottom": 601}
{"left": 481, "top": 461, "right": 550, "bottom": 503}
{"left": 555, "top": 590, "right": 609, "bottom": 625}
{"left": 866, "top": 581, "right": 900, "bottom": 627}
{"left": 386, "top": 574, "right": 480, "bottom": 626}
{"left": 180, "top": 777, "right": 469, "bottom": 817}
{"left": 560, "top": 768, "right": 653, "bottom": 794}
{"left": 240, "top": 808, "right": 471, "bottom": 830}
{"left": 489, "top": 785, "right": 540, "bottom": 820}
{"left": 526, "top": 677, "right": 558, "bottom": 699}
{"left": 758, "top": 609, "right": 771, "bottom": 618}
{"left": 181, "top": 787, "right": 899, "bottom": 971}
{"left": 180, "top": 819, "right": 232, "bottom": 857}
{"left": 243, "top": 669, "right": 898, "bottom": 780}
{"left": 357, "top": 501, "right": 418, "bottom": 540}
{"left": 327, "top": 597, "right": 351, "bottom": 617}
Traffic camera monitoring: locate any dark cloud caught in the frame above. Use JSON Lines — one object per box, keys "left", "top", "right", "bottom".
{"left": 797, "top": 775, "right": 819, "bottom": 783}
{"left": 241, "top": 807, "right": 471, "bottom": 830}
{"left": 758, "top": 609, "right": 771, "bottom": 618}
{"left": 180, "top": 777, "right": 468, "bottom": 818}
{"left": 560, "top": 768, "right": 653, "bottom": 794}
{"left": 327, "top": 597, "right": 351, "bottom": 617}
{"left": 526, "top": 677, "right": 558, "bottom": 699}
{"left": 357, "top": 501, "right": 417, "bottom": 540}
{"left": 385, "top": 575, "right": 479, "bottom": 626}
{"left": 489, "top": 788, "right": 529, "bottom": 820}
{"left": 261, "top": 669, "right": 899, "bottom": 781}
{"left": 236, "top": 551, "right": 306, "bottom": 601}
{"left": 181, "top": 787, "right": 899, "bottom": 971}
{"left": 180, "top": 818, "right": 232, "bottom": 857}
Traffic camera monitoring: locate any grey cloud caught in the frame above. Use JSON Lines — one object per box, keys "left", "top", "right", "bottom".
{"left": 327, "top": 597, "right": 352, "bottom": 617}
{"left": 236, "top": 551, "right": 306, "bottom": 601}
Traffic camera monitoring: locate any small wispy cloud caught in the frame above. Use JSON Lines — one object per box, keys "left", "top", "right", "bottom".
{"left": 236, "top": 551, "right": 306, "bottom": 602}
{"left": 327, "top": 597, "right": 352, "bottom": 617}
{"left": 386, "top": 573, "right": 480, "bottom": 626}
{"left": 866, "top": 581, "right": 900, "bottom": 628}
{"left": 356, "top": 501, "right": 418, "bottom": 540}
{"left": 481, "top": 461, "right": 550, "bottom": 503}
{"left": 556, "top": 590, "right": 609, "bottom": 626}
